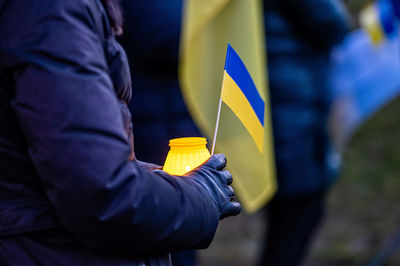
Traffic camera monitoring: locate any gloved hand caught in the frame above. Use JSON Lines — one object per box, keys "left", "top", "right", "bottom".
{"left": 185, "top": 154, "right": 241, "bottom": 220}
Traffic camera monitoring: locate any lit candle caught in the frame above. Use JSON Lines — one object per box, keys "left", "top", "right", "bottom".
{"left": 163, "top": 137, "right": 211, "bottom": 175}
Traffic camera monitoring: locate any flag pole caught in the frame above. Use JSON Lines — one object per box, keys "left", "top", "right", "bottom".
{"left": 211, "top": 44, "right": 230, "bottom": 155}
{"left": 211, "top": 97, "right": 223, "bottom": 155}
{"left": 211, "top": 73, "right": 226, "bottom": 155}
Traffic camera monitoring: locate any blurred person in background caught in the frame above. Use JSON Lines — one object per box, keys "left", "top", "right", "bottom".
{"left": 0, "top": 0, "right": 240, "bottom": 265}
{"left": 258, "top": 0, "right": 351, "bottom": 265}
{"left": 120, "top": 1, "right": 350, "bottom": 265}
{"left": 119, "top": 1, "right": 200, "bottom": 265}
{"left": 120, "top": 0, "right": 199, "bottom": 166}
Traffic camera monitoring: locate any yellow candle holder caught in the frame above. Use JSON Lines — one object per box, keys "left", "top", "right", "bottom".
{"left": 163, "top": 137, "right": 211, "bottom": 175}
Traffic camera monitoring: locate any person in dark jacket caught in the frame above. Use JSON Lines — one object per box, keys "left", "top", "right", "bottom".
{"left": 0, "top": 0, "right": 241, "bottom": 265}
{"left": 118, "top": 1, "right": 201, "bottom": 265}
{"left": 258, "top": 0, "right": 350, "bottom": 265}
{"left": 120, "top": 0, "right": 198, "bottom": 165}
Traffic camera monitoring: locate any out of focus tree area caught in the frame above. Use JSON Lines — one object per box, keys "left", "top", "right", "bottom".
{"left": 199, "top": 0, "right": 400, "bottom": 265}
{"left": 306, "top": 98, "right": 400, "bottom": 265}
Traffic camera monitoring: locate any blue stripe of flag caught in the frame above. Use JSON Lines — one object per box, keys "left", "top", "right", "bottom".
{"left": 224, "top": 44, "right": 265, "bottom": 126}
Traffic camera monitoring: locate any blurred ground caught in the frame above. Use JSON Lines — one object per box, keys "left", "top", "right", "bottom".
{"left": 198, "top": 98, "right": 400, "bottom": 266}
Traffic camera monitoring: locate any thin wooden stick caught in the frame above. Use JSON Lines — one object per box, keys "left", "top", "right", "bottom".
{"left": 211, "top": 73, "right": 227, "bottom": 155}
{"left": 211, "top": 97, "right": 223, "bottom": 155}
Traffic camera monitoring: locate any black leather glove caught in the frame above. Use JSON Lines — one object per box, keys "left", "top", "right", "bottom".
{"left": 185, "top": 154, "right": 241, "bottom": 220}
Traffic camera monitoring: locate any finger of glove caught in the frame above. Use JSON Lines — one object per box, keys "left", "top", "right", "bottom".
{"left": 202, "top": 154, "right": 226, "bottom": 170}
{"left": 221, "top": 170, "right": 233, "bottom": 185}
{"left": 226, "top": 185, "right": 235, "bottom": 201}
{"left": 220, "top": 202, "right": 241, "bottom": 220}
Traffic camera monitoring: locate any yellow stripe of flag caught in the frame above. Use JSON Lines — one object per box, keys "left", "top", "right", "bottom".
{"left": 221, "top": 71, "right": 264, "bottom": 153}
{"left": 359, "top": 4, "right": 385, "bottom": 44}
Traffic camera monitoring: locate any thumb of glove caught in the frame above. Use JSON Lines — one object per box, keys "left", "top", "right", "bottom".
{"left": 201, "top": 153, "right": 227, "bottom": 171}
{"left": 220, "top": 201, "right": 242, "bottom": 219}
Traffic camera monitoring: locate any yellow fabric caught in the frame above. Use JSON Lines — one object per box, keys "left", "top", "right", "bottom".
{"left": 180, "top": 0, "right": 276, "bottom": 212}
{"left": 359, "top": 4, "right": 385, "bottom": 45}
{"left": 221, "top": 71, "right": 264, "bottom": 153}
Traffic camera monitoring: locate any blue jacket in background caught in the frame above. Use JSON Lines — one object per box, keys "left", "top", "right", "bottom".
{"left": 264, "top": 0, "right": 350, "bottom": 196}
{"left": 120, "top": 0, "right": 201, "bottom": 165}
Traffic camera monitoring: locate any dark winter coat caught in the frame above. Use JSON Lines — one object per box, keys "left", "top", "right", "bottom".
{"left": 264, "top": 0, "right": 350, "bottom": 196}
{"left": 0, "top": 0, "right": 219, "bottom": 264}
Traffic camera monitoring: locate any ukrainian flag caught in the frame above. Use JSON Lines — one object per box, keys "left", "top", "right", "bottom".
{"left": 180, "top": 0, "right": 276, "bottom": 212}
{"left": 359, "top": 0, "right": 400, "bottom": 44}
{"left": 221, "top": 44, "right": 265, "bottom": 153}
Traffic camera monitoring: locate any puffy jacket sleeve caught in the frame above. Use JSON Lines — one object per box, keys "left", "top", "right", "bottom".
{"left": 0, "top": 0, "right": 219, "bottom": 257}
{"left": 278, "top": 0, "right": 351, "bottom": 48}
